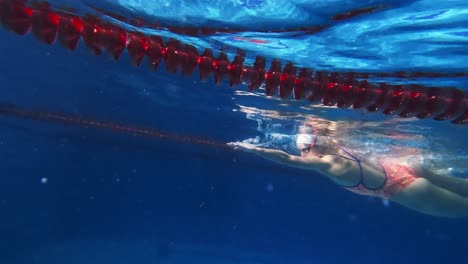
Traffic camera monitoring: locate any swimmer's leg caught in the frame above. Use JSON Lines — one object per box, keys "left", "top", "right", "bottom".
{"left": 416, "top": 168, "right": 468, "bottom": 197}
{"left": 391, "top": 178, "right": 468, "bottom": 218}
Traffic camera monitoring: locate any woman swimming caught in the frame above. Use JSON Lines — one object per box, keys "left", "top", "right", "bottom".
{"left": 229, "top": 125, "right": 468, "bottom": 218}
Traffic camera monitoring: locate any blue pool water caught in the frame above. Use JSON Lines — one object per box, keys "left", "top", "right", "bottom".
{"left": 0, "top": 0, "right": 467, "bottom": 263}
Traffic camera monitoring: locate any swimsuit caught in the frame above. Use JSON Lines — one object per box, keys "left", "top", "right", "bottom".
{"left": 334, "top": 147, "right": 418, "bottom": 199}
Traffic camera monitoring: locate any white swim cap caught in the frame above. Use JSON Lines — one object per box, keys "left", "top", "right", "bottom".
{"left": 296, "top": 134, "right": 316, "bottom": 145}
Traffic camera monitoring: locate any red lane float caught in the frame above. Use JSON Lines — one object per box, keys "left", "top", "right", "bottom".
{"left": 0, "top": 0, "right": 467, "bottom": 125}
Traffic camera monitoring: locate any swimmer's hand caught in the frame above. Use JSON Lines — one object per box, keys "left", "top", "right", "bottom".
{"left": 227, "top": 142, "right": 260, "bottom": 153}
{"left": 228, "top": 142, "right": 291, "bottom": 161}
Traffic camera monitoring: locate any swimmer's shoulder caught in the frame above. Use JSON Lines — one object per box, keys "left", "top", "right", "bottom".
{"left": 299, "top": 154, "right": 333, "bottom": 172}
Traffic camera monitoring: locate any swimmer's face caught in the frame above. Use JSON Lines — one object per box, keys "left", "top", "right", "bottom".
{"left": 297, "top": 143, "right": 313, "bottom": 157}
{"left": 296, "top": 133, "right": 316, "bottom": 157}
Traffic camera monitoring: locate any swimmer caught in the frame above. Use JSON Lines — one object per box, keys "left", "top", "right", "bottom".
{"left": 229, "top": 125, "right": 468, "bottom": 218}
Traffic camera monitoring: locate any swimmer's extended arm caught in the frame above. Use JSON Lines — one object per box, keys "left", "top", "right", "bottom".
{"left": 228, "top": 142, "right": 330, "bottom": 171}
